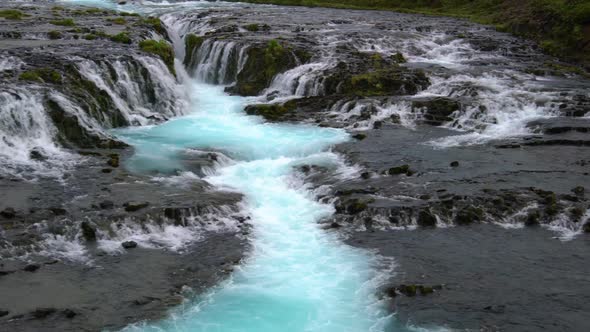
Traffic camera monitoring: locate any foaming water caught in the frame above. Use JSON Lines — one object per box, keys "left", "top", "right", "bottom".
{"left": 114, "top": 81, "right": 395, "bottom": 331}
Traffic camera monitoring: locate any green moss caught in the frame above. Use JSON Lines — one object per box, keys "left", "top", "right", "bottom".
{"left": 184, "top": 34, "right": 204, "bottom": 66}
{"left": 139, "top": 17, "right": 166, "bottom": 35}
{"left": 84, "top": 34, "right": 97, "bottom": 40}
{"left": 0, "top": 9, "right": 26, "bottom": 20}
{"left": 108, "top": 17, "right": 127, "bottom": 25}
{"left": 110, "top": 32, "right": 131, "bottom": 44}
{"left": 19, "top": 68, "right": 62, "bottom": 84}
{"left": 50, "top": 18, "right": 75, "bottom": 26}
{"left": 244, "top": 23, "right": 260, "bottom": 32}
{"left": 48, "top": 30, "right": 62, "bottom": 40}
{"left": 119, "top": 12, "right": 141, "bottom": 17}
{"left": 244, "top": 100, "right": 296, "bottom": 121}
{"left": 139, "top": 39, "right": 175, "bottom": 75}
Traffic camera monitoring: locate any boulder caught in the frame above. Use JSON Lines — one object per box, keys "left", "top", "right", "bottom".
{"left": 412, "top": 97, "right": 461, "bottom": 126}
{"left": 417, "top": 209, "right": 437, "bottom": 227}
{"left": 80, "top": 221, "right": 97, "bottom": 242}
{"left": 122, "top": 240, "right": 138, "bottom": 249}
{"left": 123, "top": 201, "right": 149, "bottom": 212}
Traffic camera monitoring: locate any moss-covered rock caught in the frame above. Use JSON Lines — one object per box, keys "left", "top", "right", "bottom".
{"left": 184, "top": 34, "right": 204, "bottom": 67}
{"left": 388, "top": 164, "right": 414, "bottom": 176}
{"left": 455, "top": 206, "right": 484, "bottom": 225}
{"left": 244, "top": 100, "right": 297, "bottom": 121}
{"left": 417, "top": 209, "right": 437, "bottom": 227}
{"left": 0, "top": 9, "right": 26, "bottom": 20}
{"left": 412, "top": 97, "right": 461, "bottom": 126}
{"left": 47, "top": 30, "right": 62, "bottom": 40}
{"left": 139, "top": 39, "right": 175, "bottom": 76}
{"left": 232, "top": 40, "right": 302, "bottom": 96}
{"left": 19, "top": 68, "right": 62, "bottom": 84}
{"left": 110, "top": 32, "right": 131, "bottom": 44}
{"left": 50, "top": 18, "right": 75, "bottom": 26}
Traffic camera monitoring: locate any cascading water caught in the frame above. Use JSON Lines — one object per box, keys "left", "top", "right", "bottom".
{"left": 114, "top": 80, "right": 395, "bottom": 331}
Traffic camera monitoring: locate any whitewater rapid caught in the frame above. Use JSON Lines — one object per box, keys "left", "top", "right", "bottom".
{"left": 112, "top": 78, "right": 394, "bottom": 331}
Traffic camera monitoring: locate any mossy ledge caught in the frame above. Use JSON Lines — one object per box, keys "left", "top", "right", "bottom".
{"left": 139, "top": 39, "right": 176, "bottom": 76}
{"left": 229, "top": 39, "right": 306, "bottom": 96}
{"left": 184, "top": 34, "right": 205, "bottom": 67}
{"left": 231, "top": 0, "right": 590, "bottom": 68}
{"left": 244, "top": 100, "right": 297, "bottom": 121}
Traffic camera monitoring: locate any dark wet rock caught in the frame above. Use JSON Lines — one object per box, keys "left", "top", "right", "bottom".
{"left": 417, "top": 209, "right": 437, "bottom": 227}
{"left": 336, "top": 198, "right": 370, "bottom": 215}
{"left": 244, "top": 100, "right": 297, "bottom": 121}
{"left": 124, "top": 201, "right": 150, "bottom": 212}
{"left": 352, "top": 133, "right": 367, "bottom": 140}
{"left": 572, "top": 186, "right": 585, "bottom": 196}
{"left": 0, "top": 309, "right": 9, "bottom": 317}
{"left": 61, "top": 309, "right": 78, "bottom": 319}
{"left": 524, "top": 211, "right": 541, "bottom": 226}
{"left": 99, "top": 200, "right": 115, "bottom": 209}
{"left": 455, "top": 206, "right": 484, "bottom": 225}
{"left": 29, "top": 149, "right": 48, "bottom": 161}
{"left": 483, "top": 305, "right": 506, "bottom": 314}
{"left": 0, "top": 207, "right": 16, "bottom": 219}
{"left": 450, "top": 161, "right": 459, "bottom": 167}
{"left": 107, "top": 154, "right": 120, "bottom": 168}
{"left": 387, "top": 164, "right": 414, "bottom": 176}
{"left": 31, "top": 308, "right": 57, "bottom": 319}
{"left": 583, "top": 222, "right": 590, "bottom": 233}
{"left": 23, "top": 264, "right": 41, "bottom": 272}
{"left": 412, "top": 97, "right": 461, "bottom": 126}
{"left": 50, "top": 207, "right": 67, "bottom": 215}
{"left": 387, "top": 284, "right": 438, "bottom": 297}
{"left": 80, "top": 221, "right": 97, "bottom": 242}
{"left": 122, "top": 241, "right": 138, "bottom": 249}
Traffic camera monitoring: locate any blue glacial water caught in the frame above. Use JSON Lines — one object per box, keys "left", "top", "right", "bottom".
{"left": 61, "top": 1, "right": 398, "bottom": 330}
{"left": 115, "top": 82, "right": 395, "bottom": 332}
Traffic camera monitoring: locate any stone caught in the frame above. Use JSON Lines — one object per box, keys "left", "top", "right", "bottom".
{"left": 572, "top": 186, "right": 585, "bottom": 196}
{"left": 23, "top": 264, "right": 41, "bottom": 272}
{"left": 0, "top": 208, "right": 16, "bottom": 219}
{"left": 450, "top": 161, "right": 459, "bottom": 167}
{"left": 122, "top": 240, "right": 137, "bottom": 249}
{"left": 99, "top": 200, "right": 114, "bottom": 209}
{"left": 455, "top": 206, "right": 484, "bottom": 225}
{"left": 352, "top": 133, "right": 367, "bottom": 140}
{"left": 0, "top": 310, "right": 9, "bottom": 317}
{"left": 417, "top": 210, "right": 437, "bottom": 227}
{"left": 31, "top": 308, "right": 56, "bottom": 319}
{"left": 62, "top": 309, "right": 77, "bottom": 318}
{"left": 80, "top": 221, "right": 97, "bottom": 242}
{"left": 124, "top": 201, "right": 149, "bottom": 212}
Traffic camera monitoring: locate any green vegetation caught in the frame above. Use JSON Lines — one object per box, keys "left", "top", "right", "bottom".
{"left": 48, "top": 30, "right": 63, "bottom": 40}
{"left": 139, "top": 39, "right": 175, "bottom": 75}
{"left": 236, "top": 0, "right": 590, "bottom": 66}
{"left": 108, "top": 17, "right": 127, "bottom": 25}
{"left": 84, "top": 34, "right": 97, "bottom": 40}
{"left": 138, "top": 17, "right": 166, "bottom": 35}
{"left": 50, "top": 18, "right": 75, "bottom": 26}
{"left": 0, "top": 9, "right": 26, "bottom": 20}
{"left": 184, "top": 34, "right": 205, "bottom": 66}
{"left": 119, "top": 12, "right": 141, "bottom": 17}
{"left": 244, "top": 100, "right": 296, "bottom": 120}
{"left": 19, "top": 68, "right": 62, "bottom": 84}
{"left": 244, "top": 23, "right": 260, "bottom": 32}
{"left": 110, "top": 32, "right": 131, "bottom": 44}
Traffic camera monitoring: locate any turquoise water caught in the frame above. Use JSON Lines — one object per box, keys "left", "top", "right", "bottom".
{"left": 62, "top": 1, "right": 395, "bottom": 331}
{"left": 116, "top": 82, "right": 393, "bottom": 332}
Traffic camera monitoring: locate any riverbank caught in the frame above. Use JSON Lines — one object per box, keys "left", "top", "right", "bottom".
{"left": 233, "top": 0, "right": 590, "bottom": 68}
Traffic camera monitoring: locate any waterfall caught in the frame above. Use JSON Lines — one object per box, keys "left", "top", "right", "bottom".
{"left": 191, "top": 39, "right": 248, "bottom": 84}
{"left": 265, "top": 62, "right": 333, "bottom": 98}
{"left": 0, "top": 89, "right": 79, "bottom": 179}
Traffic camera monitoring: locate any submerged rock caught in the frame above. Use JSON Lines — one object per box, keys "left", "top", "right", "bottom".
{"left": 124, "top": 201, "right": 150, "bottom": 212}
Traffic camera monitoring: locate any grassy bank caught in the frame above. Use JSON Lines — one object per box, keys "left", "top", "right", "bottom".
{"left": 236, "top": 0, "right": 590, "bottom": 67}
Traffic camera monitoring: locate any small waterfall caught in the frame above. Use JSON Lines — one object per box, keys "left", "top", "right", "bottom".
{"left": 0, "top": 89, "right": 79, "bottom": 179}
{"left": 0, "top": 55, "right": 23, "bottom": 72}
{"left": 76, "top": 56, "right": 187, "bottom": 126}
{"left": 192, "top": 39, "right": 248, "bottom": 84}
{"left": 266, "top": 62, "right": 333, "bottom": 98}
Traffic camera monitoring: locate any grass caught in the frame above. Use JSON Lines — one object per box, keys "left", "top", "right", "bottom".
{"left": 50, "top": 18, "right": 75, "bottom": 26}
{"left": 0, "top": 9, "right": 26, "bottom": 20}
{"left": 108, "top": 17, "right": 127, "bottom": 25}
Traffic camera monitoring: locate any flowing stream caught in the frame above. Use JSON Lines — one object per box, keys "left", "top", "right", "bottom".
{"left": 115, "top": 82, "right": 393, "bottom": 332}
{"left": 56, "top": 1, "right": 397, "bottom": 331}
